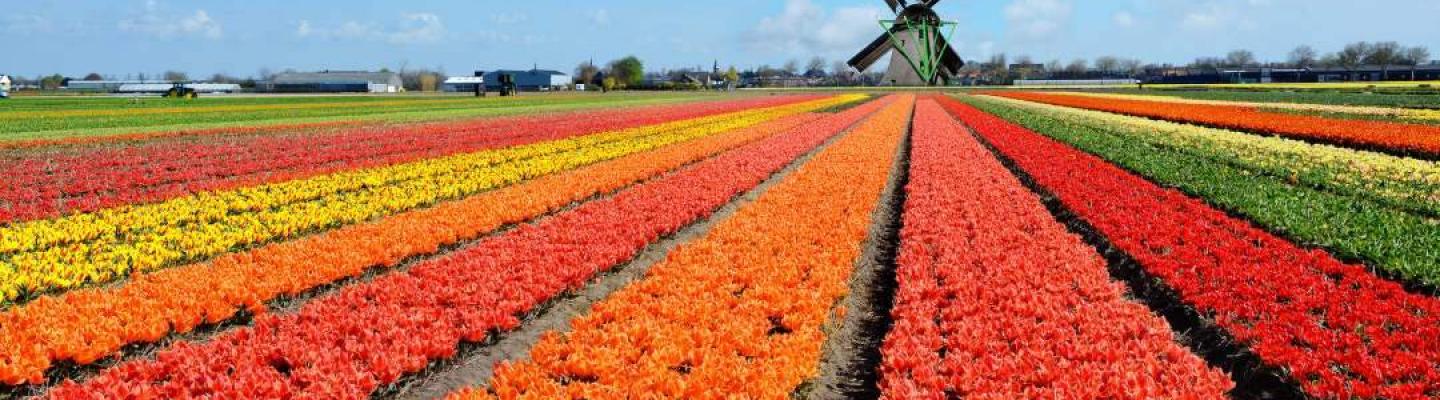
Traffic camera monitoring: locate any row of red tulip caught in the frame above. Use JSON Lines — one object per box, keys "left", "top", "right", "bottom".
{"left": 0, "top": 96, "right": 818, "bottom": 224}
{"left": 984, "top": 91, "right": 1440, "bottom": 158}
{"left": 40, "top": 97, "right": 886, "bottom": 399}
{"left": 878, "top": 99, "right": 1232, "bottom": 399}
{"left": 939, "top": 96, "right": 1440, "bottom": 399}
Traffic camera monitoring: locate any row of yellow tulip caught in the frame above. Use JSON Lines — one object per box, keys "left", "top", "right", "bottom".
{"left": 979, "top": 95, "right": 1440, "bottom": 216}
{"left": 0, "top": 96, "right": 855, "bottom": 303}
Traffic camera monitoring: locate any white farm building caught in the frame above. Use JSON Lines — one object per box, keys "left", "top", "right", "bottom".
{"left": 263, "top": 71, "right": 404, "bottom": 93}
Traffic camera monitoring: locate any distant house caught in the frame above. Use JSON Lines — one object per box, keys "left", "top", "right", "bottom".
{"left": 263, "top": 71, "right": 403, "bottom": 93}
{"left": 483, "top": 69, "right": 570, "bottom": 91}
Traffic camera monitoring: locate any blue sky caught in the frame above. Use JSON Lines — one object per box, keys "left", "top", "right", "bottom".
{"left": 3, "top": 0, "right": 1439, "bottom": 78}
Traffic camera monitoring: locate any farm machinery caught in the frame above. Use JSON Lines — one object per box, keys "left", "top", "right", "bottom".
{"left": 164, "top": 82, "right": 199, "bottom": 99}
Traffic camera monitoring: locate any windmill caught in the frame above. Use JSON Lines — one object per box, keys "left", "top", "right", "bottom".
{"left": 848, "top": 0, "right": 963, "bottom": 86}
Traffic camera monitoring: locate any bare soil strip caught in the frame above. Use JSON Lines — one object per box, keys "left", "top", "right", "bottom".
{"left": 802, "top": 101, "right": 913, "bottom": 400}
{"left": 961, "top": 122, "right": 1308, "bottom": 400}
{"left": 384, "top": 105, "right": 887, "bottom": 400}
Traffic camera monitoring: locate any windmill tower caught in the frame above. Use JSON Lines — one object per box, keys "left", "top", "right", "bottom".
{"left": 847, "top": 0, "right": 964, "bottom": 86}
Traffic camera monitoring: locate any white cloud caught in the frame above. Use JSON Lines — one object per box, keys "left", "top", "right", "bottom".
{"left": 388, "top": 13, "right": 444, "bottom": 44}
{"left": 490, "top": 12, "right": 527, "bottom": 25}
{"left": 747, "top": 0, "right": 888, "bottom": 56}
{"left": 294, "top": 13, "right": 444, "bottom": 44}
{"left": 118, "top": 1, "right": 222, "bottom": 39}
{"left": 588, "top": 9, "right": 611, "bottom": 26}
{"left": 1113, "top": 11, "right": 1135, "bottom": 28}
{"left": 3, "top": 14, "right": 54, "bottom": 35}
{"left": 295, "top": 20, "right": 313, "bottom": 37}
{"left": 1178, "top": 1, "right": 1263, "bottom": 31}
{"left": 1004, "top": 0, "right": 1072, "bottom": 40}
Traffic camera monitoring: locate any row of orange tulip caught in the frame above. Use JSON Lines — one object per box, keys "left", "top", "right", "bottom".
{"left": 456, "top": 95, "right": 913, "bottom": 399}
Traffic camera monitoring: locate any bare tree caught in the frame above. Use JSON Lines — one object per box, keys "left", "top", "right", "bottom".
{"left": 984, "top": 53, "right": 1009, "bottom": 83}
{"left": 782, "top": 59, "right": 800, "bottom": 76}
{"left": 209, "top": 73, "right": 239, "bottom": 84}
{"left": 1336, "top": 42, "right": 1373, "bottom": 78}
{"left": 1402, "top": 46, "right": 1431, "bottom": 80}
{"left": 574, "top": 61, "right": 600, "bottom": 85}
{"left": 82, "top": 73, "right": 104, "bottom": 81}
{"left": 1288, "top": 45, "right": 1318, "bottom": 68}
{"left": 1365, "top": 41, "right": 1403, "bottom": 78}
{"left": 1190, "top": 57, "right": 1224, "bottom": 70}
{"left": 1225, "top": 50, "right": 1256, "bottom": 68}
{"left": 1119, "top": 59, "right": 1143, "bottom": 77}
{"left": 162, "top": 71, "right": 189, "bottom": 82}
{"left": 830, "top": 60, "right": 854, "bottom": 84}
{"left": 1045, "top": 59, "right": 1063, "bottom": 76}
{"left": 1095, "top": 56, "right": 1120, "bottom": 76}
{"left": 805, "top": 57, "right": 827, "bottom": 78}
{"left": 1064, "top": 58, "right": 1088, "bottom": 78}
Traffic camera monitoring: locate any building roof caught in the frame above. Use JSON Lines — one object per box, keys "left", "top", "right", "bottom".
{"left": 271, "top": 71, "right": 401, "bottom": 85}
{"left": 489, "top": 69, "right": 568, "bottom": 77}
{"left": 443, "top": 76, "right": 485, "bottom": 84}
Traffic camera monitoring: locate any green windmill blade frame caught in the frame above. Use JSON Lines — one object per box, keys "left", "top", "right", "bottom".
{"left": 879, "top": 18, "right": 958, "bottom": 85}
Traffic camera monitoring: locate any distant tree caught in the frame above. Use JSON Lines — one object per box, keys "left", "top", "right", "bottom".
{"left": 1189, "top": 57, "right": 1224, "bottom": 70}
{"left": 725, "top": 66, "right": 739, "bottom": 88}
{"left": 1318, "top": 53, "right": 1341, "bottom": 68}
{"left": 1094, "top": 56, "right": 1120, "bottom": 76}
{"left": 1403, "top": 46, "right": 1431, "bottom": 65}
{"left": 783, "top": 59, "right": 800, "bottom": 76}
{"left": 804, "top": 57, "right": 827, "bottom": 78}
{"left": 209, "top": 73, "right": 239, "bottom": 84}
{"left": 1225, "top": 50, "right": 1256, "bottom": 68}
{"left": 39, "top": 74, "right": 66, "bottom": 90}
{"left": 1364, "top": 41, "right": 1401, "bottom": 65}
{"left": 1014, "top": 55, "right": 1034, "bottom": 66}
{"left": 1365, "top": 41, "right": 1403, "bottom": 78}
{"left": 607, "top": 56, "right": 644, "bottom": 88}
{"left": 1402, "top": 46, "right": 1431, "bottom": 80}
{"left": 82, "top": 73, "right": 104, "bottom": 81}
{"left": 984, "top": 53, "right": 1009, "bottom": 83}
{"left": 1119, "top": 59, "right": 1143, "bottom": 77}
{"left": 1336, "top": 42, "right": 1373, "bottom": 77}
{"left": 1288, "top": 45, "right": 1318, "bottom": 68}
{"left": 1045, "top": 59, "right": 1063, "bottom": 76}
{"left": 1064, "top": 58, "right": 1088, "bottom": 77}
{"left": 162, "top": 70, "right": 189, "bottom": 82}
{"left": 756, "top": 64, "right": 781, "bottom": 78}
{"left": 829, "top": 60, "right": 853, "bottom": 84}
{"left": 601, "top": 76, "right": 617, "bottom": 92}
{"left": 574, "top": 61, "right": 600, "bottom": 85}
{"left": 257, "top": 68, "right": 275, "bottom": 81}
{"left": 419, "top": 74, "right": 439, "bottom": 91}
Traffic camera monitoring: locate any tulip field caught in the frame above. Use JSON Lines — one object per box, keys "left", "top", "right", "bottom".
{"left": 3, "top": 89, "right": 1440, "bottom": 399}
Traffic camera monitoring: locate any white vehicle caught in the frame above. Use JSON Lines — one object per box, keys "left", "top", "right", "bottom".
{"left": 0, "top": 75, "right": 11, "bottom": 98}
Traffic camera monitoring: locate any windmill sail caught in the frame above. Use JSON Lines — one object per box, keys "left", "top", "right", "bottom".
{"left": 847, "top": 0, "right": 963, "bottom": 86}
